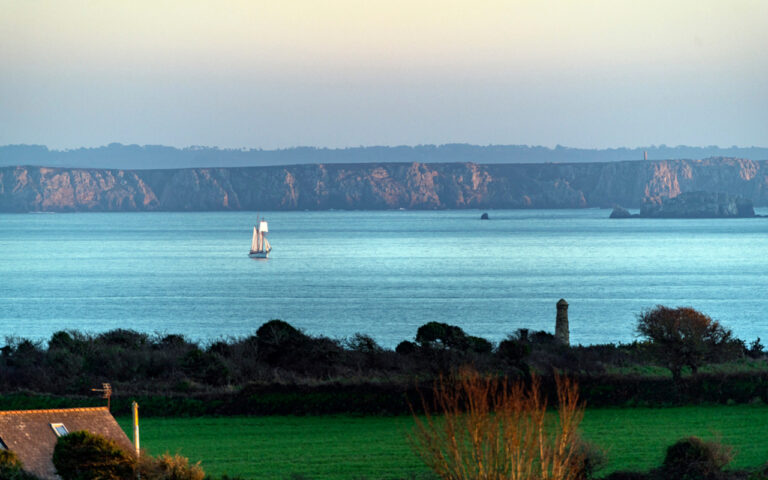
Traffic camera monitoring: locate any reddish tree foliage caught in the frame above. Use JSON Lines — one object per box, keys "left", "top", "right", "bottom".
{"left": 636, "top": 306, "right": 738, "bottom": 381}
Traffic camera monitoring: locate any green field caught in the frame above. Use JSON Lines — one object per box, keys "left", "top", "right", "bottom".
{"left": 118, "top": 405, "right": 768, "bottom": 480}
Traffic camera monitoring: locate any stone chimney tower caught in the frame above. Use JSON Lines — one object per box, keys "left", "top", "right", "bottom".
{"left": 555, "top": 299, "right": 569, "bottom": 345}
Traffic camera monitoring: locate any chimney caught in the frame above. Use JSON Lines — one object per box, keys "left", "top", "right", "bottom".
{"left": 555, "top": 299, "right": 569, "bottom": 345}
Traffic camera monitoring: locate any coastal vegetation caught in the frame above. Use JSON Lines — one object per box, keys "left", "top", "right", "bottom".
{"left": 3, "top": 307, "right": 768, "bottom": 479}
{"left": 635, "top": 306, "right": 741, "bottom": 380}
{"left": 0, "top": 308, "right": 765, "bottom": 415}
{"left": 2, "top": 311, "right": 767, "bottom": 479}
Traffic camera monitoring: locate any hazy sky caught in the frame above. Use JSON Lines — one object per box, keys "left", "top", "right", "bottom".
{"left": 1, "top": 0, "right": 766, "bottom": 149}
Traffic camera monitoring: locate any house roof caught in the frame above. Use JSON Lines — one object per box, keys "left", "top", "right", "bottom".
{"left": 0, "top": 407, "right": 134, "bottom": 480}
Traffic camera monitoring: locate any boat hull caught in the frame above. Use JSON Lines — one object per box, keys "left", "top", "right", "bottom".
{"left": 249, "top": 251, "right": 269, "bottom": 259}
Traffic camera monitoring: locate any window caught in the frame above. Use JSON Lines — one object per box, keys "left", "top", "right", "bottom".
{"left": 50, "top": 423, "right": 68, "bottom": 437}
{"left": 0, "top": 437, "right": 7, "bottom": 450}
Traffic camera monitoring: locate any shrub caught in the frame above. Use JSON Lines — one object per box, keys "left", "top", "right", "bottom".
{"left": 496, "top": 336, "right": 531, "bottom": 364}
{"left": 415, "top": 322, "right": 469, "bottom": 350}
{"left": 52, "top": 430, "right": 135, "bottom": 480}
{"left": 396, "top": 341, "right": 418, "bottom": 355}
{"left": 0, "top": 450, "right": 42, "bottom": 479}
{"left": 255, "top": 319, "right": 308, "bottom": 364}
{"left": 0, "top": 468, "right": 42, "bottom": 480}
{"left": 410, "top": 367, "right": 585, "bottom": 480}
{"left": 7, "top": 339, "right": 44, "bottom": 368}
{"left": 96, "top": 329, "right": 149, "bottom": 349}
{"left": 570, "top": 439, "right": 608, "bottom": 480}
{"left": 256, "top": 320, "right": 303, "bottom": 345}
{"left": 182, "top": 349, "right": 230, "bottom": 386}
{"left": 747, "top": 338, "right": 765, "bottom": 359}
{"left": 207, "top": 340, "right": 234, "bottom": 358}
{"left": 159, "top": 334, "right": 189, "bottom": 349}
{"left": 636, "top": 306, "right": 738, "bottom": 381}
{"left": 466, "top": 335, "right": 493, "bottom": 354}
{"left": 139, "top": 452, "right": 205, "bottom": 480}
{"left": 529, "top": 330, "right": 557, "bottom": 345}
{"left": 49, "top": 331, "right": 78, "bottom": 351}
{"left": 750, "top": 462, "right": 768, "bottom": 480}
{"left": 660, "top": 436, "right": 733, "bottom": 480}
{"left": 0, "top": 450, "right": 23, "bottom": 470}
{"left": 344, "top": 333, "right": 381, "bottom": 353}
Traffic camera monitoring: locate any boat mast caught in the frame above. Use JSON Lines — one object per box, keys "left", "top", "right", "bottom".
{"left": 257, "top": 216, "right": 263, "bottom": 252}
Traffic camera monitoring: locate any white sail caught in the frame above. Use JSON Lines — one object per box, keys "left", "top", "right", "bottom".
{"left": 250, "top": 226, "right": 258, "bottom": 252}
{"left": 263, "top": 237, "right": 271, "bottom": 252}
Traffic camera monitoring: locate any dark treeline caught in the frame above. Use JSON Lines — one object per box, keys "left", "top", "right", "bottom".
{"left": 1, "top": 314, "right": 767, "bottom": 416}
{"left": 3, "top": 143, "right": 768, "bottom": 169}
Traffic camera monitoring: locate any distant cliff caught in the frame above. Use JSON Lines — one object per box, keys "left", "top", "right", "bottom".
{"left": 640, "top": 191, "right": 755, "bottom": 218}
{"left": 1, "top": 158, "right": 767, "bottom": 212}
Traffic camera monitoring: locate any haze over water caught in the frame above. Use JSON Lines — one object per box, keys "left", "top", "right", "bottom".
{"left": 2, "top": 209, "right": 767, "bottom": 348}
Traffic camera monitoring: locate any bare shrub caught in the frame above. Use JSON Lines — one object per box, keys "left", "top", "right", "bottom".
{"left": 410, "top": 367, "right": 586, "bottom": 480}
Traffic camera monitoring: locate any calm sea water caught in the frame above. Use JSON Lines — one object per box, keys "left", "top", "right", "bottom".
{"left": 1, "top": 209, "right": 767, "bottom": 347}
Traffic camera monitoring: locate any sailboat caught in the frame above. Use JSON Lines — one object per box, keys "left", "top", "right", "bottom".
{"left": 249, "top": 217, "right": 272, "bottom": 258}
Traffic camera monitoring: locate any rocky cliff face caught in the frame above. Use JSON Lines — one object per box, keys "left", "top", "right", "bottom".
{"left": 640, "top": 191, "right": 755, "bottom": 218}
{"left": 1, "top": 158, "right": 766, "bottom": 212}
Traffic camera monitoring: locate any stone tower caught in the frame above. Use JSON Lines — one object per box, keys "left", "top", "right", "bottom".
{"left": 555, "top": 298, "right": 569, "bottom": 345}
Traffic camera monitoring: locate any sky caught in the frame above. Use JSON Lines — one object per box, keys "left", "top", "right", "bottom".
{"left": 1, "top": 0, "right": 767, "bottom": 150}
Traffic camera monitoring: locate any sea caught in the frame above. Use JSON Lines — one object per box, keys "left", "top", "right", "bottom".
{"left": 1, "top": 209, "right": 767, "bottom": 348}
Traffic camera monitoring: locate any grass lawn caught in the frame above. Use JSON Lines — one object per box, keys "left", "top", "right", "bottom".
{"left": 118, "top": 405, "right": 768, "bottom": 480}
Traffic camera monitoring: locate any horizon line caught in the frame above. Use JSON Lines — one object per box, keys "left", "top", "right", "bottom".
{"left": 3, "top": 142, "right": 768, "bottom": 152}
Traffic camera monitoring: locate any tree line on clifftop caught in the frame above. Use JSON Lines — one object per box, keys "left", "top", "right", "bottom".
{"left": 5, "top": 143, "right": 768, "bottom": 169}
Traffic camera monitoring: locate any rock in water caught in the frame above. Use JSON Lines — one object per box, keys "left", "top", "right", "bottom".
{"left": 480, "top": 212, "right": 490, "bottom": 220}
{"left": 609, "top": 206, "right": 632, "bottom": 219}
{"left": 640, "top": 191, "right": 755, "bottom": 218}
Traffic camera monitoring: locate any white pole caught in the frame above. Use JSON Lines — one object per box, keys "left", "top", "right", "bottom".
{"left": 132, "top": 401, "right": 140, "bottom": 456}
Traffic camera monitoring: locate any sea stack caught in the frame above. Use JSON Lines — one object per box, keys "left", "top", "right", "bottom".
{"left": 640, "top": 192, "right": 755, "bottom": 218}
{"left": 609, "top": 206, "right": 633, "bottom": 219}
{"left": 555, "top": 299, "right": 569, "bottom": 345}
